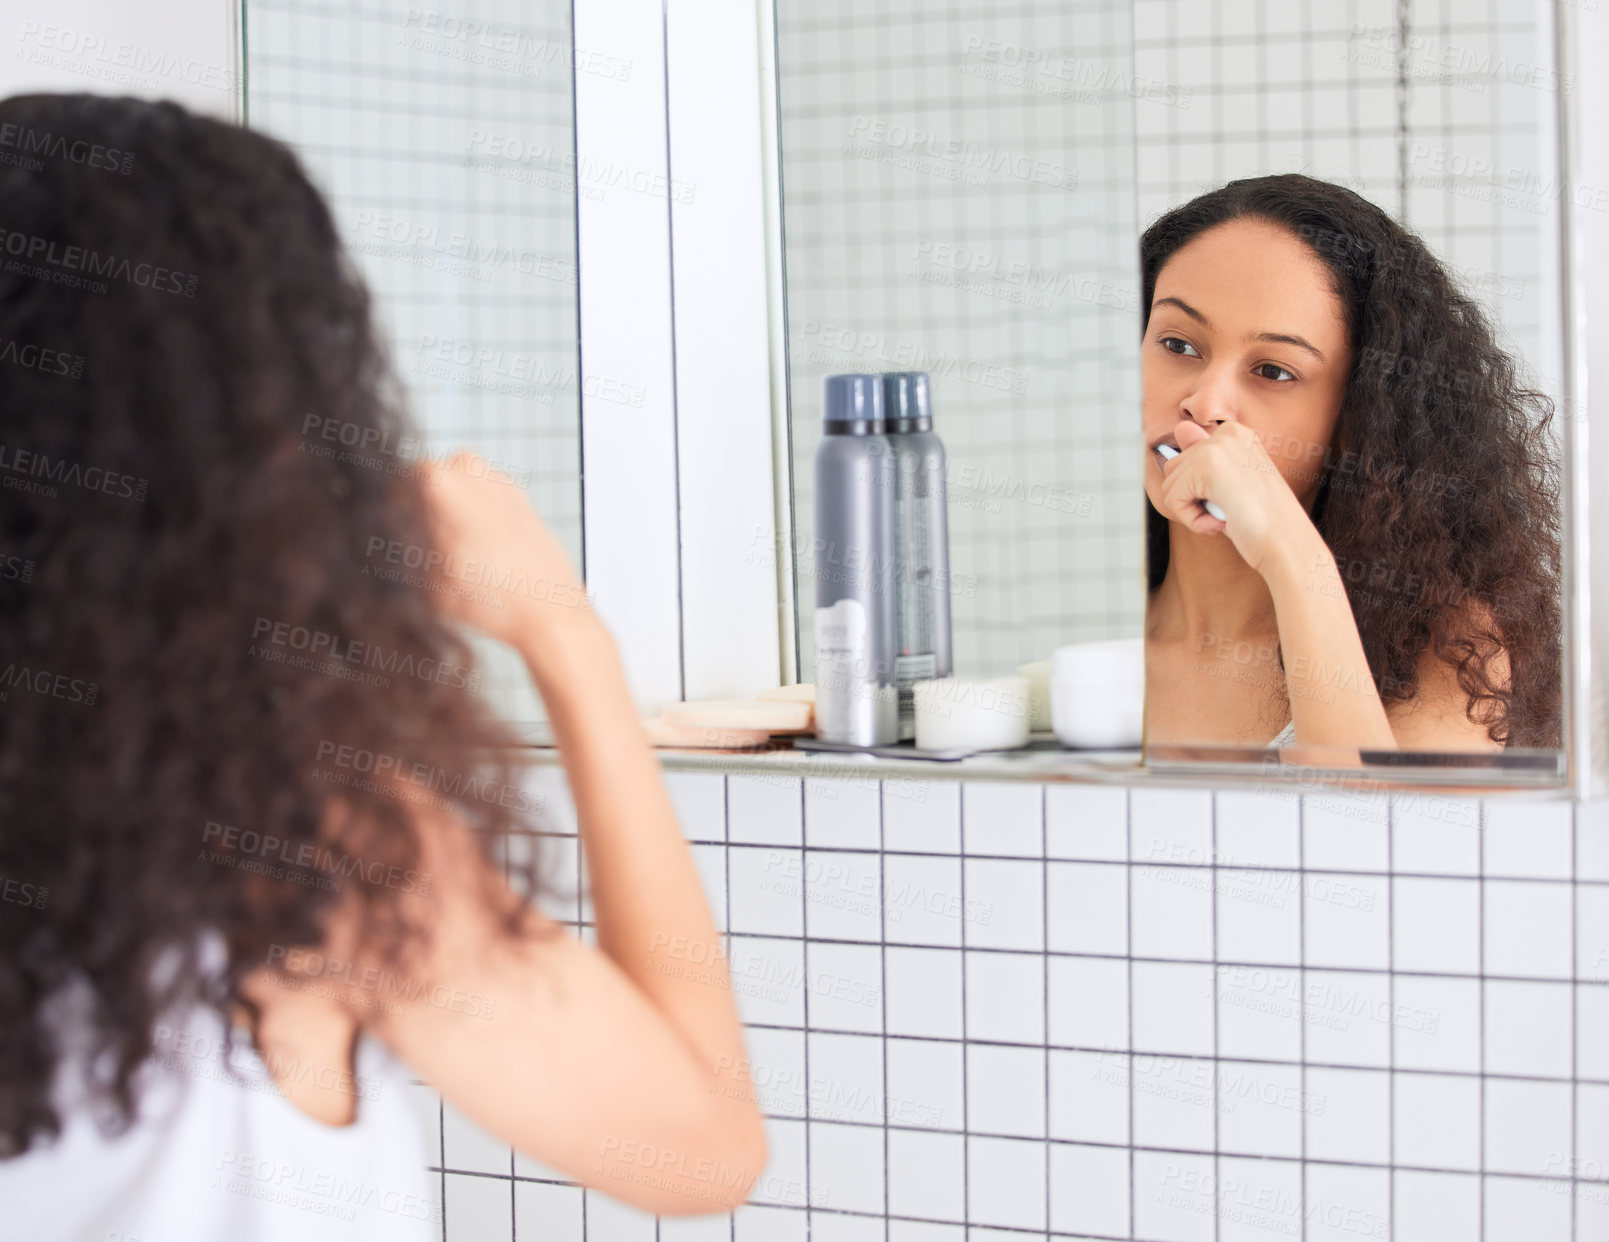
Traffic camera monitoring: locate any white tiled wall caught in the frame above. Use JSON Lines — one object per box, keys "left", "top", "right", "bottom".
{"left": 1131, "top": 0, "right": 1563, "bottom": 408}
{"left": 422, "top": 768, "right": 1609, "bottom": 1241}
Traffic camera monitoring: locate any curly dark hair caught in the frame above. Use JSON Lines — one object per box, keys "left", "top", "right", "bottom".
{"left": 0, "top": 93, "right": 548, "bottom": 1158}
{"left": 1141, "top": 173, "right": 1563, "bottom": 748}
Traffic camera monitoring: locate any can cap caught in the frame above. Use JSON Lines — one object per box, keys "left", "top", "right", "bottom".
{"left": 882, "top": 372, "right": 932, "bottom": 433}
{"left": 823, "top": 374, "right": 884, "bottom": 433}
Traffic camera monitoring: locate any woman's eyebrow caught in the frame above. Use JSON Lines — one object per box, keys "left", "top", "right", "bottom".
{"left": 1154, "top": 295, "right": 1328, "bottom": 362}
{"left": 1255, "top": 331, "right": 1327, "bottom": 362}
{"left": 1153, "top": 295, "right": 1209, "bottom": 325}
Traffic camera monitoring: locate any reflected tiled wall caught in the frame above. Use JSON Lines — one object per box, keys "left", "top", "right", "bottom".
{"left": 423, "top": 769, "right": 1609, "bottom": 1241}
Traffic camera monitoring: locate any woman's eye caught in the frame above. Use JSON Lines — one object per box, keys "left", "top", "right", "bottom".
{"left": 1254, "top": 363, "right": 1296, "bottom": 382}
{"left": 1159, "top": 336, "right": 1199, "bottom": 358}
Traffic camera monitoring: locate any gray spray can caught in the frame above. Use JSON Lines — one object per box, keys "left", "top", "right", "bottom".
{"left": 882, "top": 372, "right": 953, "bottom": 740}
{"left": 813, "top": 374, "right": 899, "bottom": 746}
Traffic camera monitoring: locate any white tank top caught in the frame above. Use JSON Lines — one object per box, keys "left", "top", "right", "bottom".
{"left": 0, "top": 938, "right": 437, "bottom": 1242}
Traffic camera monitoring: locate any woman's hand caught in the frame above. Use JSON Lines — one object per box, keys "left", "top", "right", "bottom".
{"left": 1155, "top": 420, "right": 1316, "bottom": 578}
{"left": 417, "top": 451, "right": 594, "bottom": 649}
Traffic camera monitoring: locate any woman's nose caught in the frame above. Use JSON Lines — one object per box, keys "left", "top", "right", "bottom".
{"left": 1179, "top": 370, "right": 1236, "bottom": 430}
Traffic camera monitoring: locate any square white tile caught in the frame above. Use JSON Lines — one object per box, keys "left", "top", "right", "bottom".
{"left": 883, "top": 780, "right": 960, "bottom": 853}
{"left": 749, "top": 1117, "right": 807, "bottom": 1209}
{"left": 1485, "top": 878, "right": 1575, "bottom": 979}
{"left": 1304, "top": 1163, "right": 1389, "bottom": 1242}
{"left": 1484, "top": 1078, "right": 1572, "bottom": 1176}
{"left": 964, "top": 950, "right": 1045, "bottom": 1045}
{"left": 882, "top": 853, "right": 964, "bottom": 947}
{"left": 1217, "top": 1153, "right": 1303, "bottom": 1239}
{"left": 1394, "top": 1071, "right": 1480, "bottom": 1170}
{"left": 1048, "top": 1142, "right": 1129, "bottom": 1237}
{"left": 886, "top": 1128, "right": 965, "bottom": 1223}
{"left": 885, "top": 1036, "right": 964, "bottom": 1133}
{"left": 1131, "top": 1053, "right": 1216, "bottom": 1151}
{"left": 1131, "top": 859, "right": 1214, "bottom": 960}
{"left": 1304, "top": 1066, "right": 1390, "bottom": 1165}
{"left": 515, "top": 1182, "right": 583, "bottom": 1242}
{"left": 1484, "top": 1172, "right": 1573, "bottom": 1242}
{"left": 966, "top": 1043, "right": 1046, "bottom": 1138}
{"left": 727, "top": 846, "right": 804, "bottom": 937}
{"left": 747, "top": 1025, "right": 806, "bottom": 1119}
{"left": 805, "top": 1214, "right": 882, "bottom": 1242}
{"left": 1579, "top": 981, "right": 1609, "bottom": 1081}
{"left": 1303, "top": 872, "right": 1390, "bottom": 970}
{"left": 443, "top": 1101, "right": 510, "bottom": 1175}
{"left": 1047, "top": 953, "right": 1128, "bottom": 1050}
{"left": 1302, "top": 970, "right": 1393, "bottom": 1067}
{"left": 734, "top": 1204, "right": 806, "bottom": 1242}
{"left": 1302, "top": 791, "right": 1390, "bottom": 872}
{"left": 1132, "top": 1148, "right": 1214, "bottom": 1242}
{"left": 444, "top": 1172, "right": 512, "bottom": 1242}
{"left": 1394, "top": 1170, "right": 1478, "bottom": 1242}
{"left": 1482, "top": 797, "right": 1572, "bottom": 878}
{"left": 1045, "top": 784, "right": 1128, "bottom": 860}
{"left": 1216, "top": 963, "right": 1302, "bottom": 1062}
{"left": 1129, "top": 787, "right": 1213, "bottom": 864}
{"left": 1579, "top": 798, "right": 1609, "bottom": 881}
{"left": 1485, "top": 979, "right": 1572, "bottom": 1078}
{"left": 803, "top": 849, "right": 882, "bottom": 942}
{"left": 1578, "top": 883, "right": 1609, "bottom": 982}
{"left": 962, "top": 781, "right": 1043, "bottom": 856}
{"left": 1046, "top": 860, "right": 1129, "bottom": 956}
{"left": 804, "top": 941, "right": 883, "bottom": 1034}
{"left": 806, "top": 1120, "right": 885, "bottom": 1215}
{"left": 727, "top": 936, "right": 805, "bottom": 1028}
{"left": 1392, "top": 974, "right": 1480, "bottom": 1072}
{"left": 1216, "top": 867, "right": 1301, "bottom": 965}
{"left": 804, "top": 778, "right": 881, "bottom": 849}
{"left": 1391, "top": 793, "right": 1480, "bottom": 874}
{"left": 1216, "top": 1060, "right": 1303, "bottom": 1158}
{"left": 1215, "top": 789, "right": 1300, "bottom": 868}
{"left": 1132, "top": 960, "right": 1215, "bottom": 1056}
{"left": 1049, "top": 1048, "right": 1130, "bottom": 1145}
{"left": 728, "top": 775, "right": 803, "bottom": 845}
{"left": 1577, "top": 1082, "right": 1609, "bottom": 1183}
{"left": 963, "top": 857, "right": 1045, "bottom": 950}
{"left": 807, "top": 1031, "right": 883, "bottom": 1126}
{"left": 883, "top": 945, "right": 962, "bottom": 1039}
{"left": 663, "top": 770, "right": 726, "bottom": 842}
{"left": 967, "top": 1135, "right": 1047, "bottom": 1232}
{"left": 1393, "top": 876, "right": 1480, "bottom": 973}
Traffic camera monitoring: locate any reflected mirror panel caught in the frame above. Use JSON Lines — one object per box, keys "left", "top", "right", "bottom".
{"left": 244, "top": 0, "right": 583, "bottom": 724}
{"left": 775, "top": 0, "right": 1566, "bottom": 768}
{"left": 777, "top": 0, "right": 1147, "bottom": 685}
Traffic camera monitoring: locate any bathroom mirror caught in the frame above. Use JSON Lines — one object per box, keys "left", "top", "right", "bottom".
{"left": 242, "top": 0, "right": 583, "bottom": 725}
{"left": 770, "top": 0, "right": 1569, "bottom": 776}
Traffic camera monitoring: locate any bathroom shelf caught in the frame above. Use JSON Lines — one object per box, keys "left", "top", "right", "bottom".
{"left": 506, "top": 725, "right": 1570, "bottom": 795}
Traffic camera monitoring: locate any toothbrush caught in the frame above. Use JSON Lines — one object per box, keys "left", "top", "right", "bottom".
{"left": 1153, "top": 443, "right": 1228, "bottom": 521}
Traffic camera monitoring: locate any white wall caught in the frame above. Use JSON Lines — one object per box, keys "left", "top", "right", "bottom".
{"left": 1, "top": 0, "right": 238, "bottom": 119}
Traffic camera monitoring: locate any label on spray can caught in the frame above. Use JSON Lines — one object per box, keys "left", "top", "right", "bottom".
{"left": 815, "top": 597, "right": 870, "bottom": 741}
{"left": 895, "top": 652, "right": 938, "bottom": 735}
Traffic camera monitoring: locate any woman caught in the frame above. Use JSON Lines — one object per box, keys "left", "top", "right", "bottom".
{"left": 1140, "top": 174, "right": 1561, "bottom": 753}
{"left": 0, "top": 93, "right": 764, "bottom": 1237}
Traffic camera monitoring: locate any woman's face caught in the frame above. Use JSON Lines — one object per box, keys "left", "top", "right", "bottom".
{"left": 1142, "top": 217, "right": 1352, "bottom": 516}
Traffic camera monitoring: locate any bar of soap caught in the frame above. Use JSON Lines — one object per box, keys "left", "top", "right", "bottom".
{"left": 661, "top": 698, "right": 812, "bottom": 732}
{"left": 642, "top": 716, "right": 778, "bottom": 749}
{"left": 757, "top": 683, "right": 814, "bottom": 705}
{"left": 914, "top": 676, "right": 1031, "bottom": 752}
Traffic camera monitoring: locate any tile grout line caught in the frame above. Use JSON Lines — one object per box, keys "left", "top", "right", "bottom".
{"left": 1211, "top": 791, "right": 1220, "bottom": 1242}
{"left": 1043, "top": 784, "right": 1052, "bottom": 1236}
{"left": 1126, "top": 786, "right": 1136, "bottom": 1240}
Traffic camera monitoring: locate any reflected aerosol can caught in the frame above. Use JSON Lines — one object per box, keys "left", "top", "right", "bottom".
{"left": 882, "top": 372, "right": 952, "bottom": 740}
{"left": 813, "top": 374, "right": 899, "bottom": 746}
